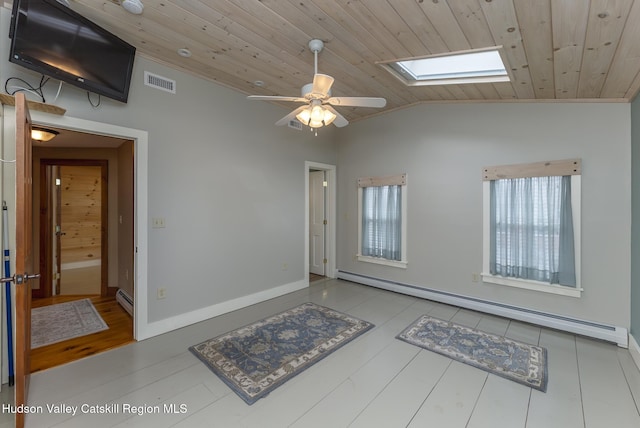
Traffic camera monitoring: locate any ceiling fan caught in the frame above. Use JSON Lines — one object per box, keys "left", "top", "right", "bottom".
{"left": 247, "top": 39, "right": 386, "bottom": 130}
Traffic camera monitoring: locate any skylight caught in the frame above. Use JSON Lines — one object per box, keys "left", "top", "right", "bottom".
{"left": 379, "top": 47, "right": 510, "bottom": 86}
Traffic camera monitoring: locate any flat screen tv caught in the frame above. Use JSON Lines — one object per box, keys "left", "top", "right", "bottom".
{"left": 8, "top": 0, "right": 136, "bottom": 103}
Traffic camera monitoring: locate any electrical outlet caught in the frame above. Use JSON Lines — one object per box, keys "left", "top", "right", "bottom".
{"left": 152, "top": 217, "right": 166, "bottom": 228}
{"left": 157, "top": 288, "right": 167, "bottom": 299}
{"left": 282, "top": 263, "right": 288, "bottom": 271}
{"left": 472, "top": 273, "right": 480, "bottom": 283}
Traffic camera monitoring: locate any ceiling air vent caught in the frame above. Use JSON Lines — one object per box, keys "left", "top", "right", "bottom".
{"left": 144, "top": 71, "right": 176, "bottom": 94}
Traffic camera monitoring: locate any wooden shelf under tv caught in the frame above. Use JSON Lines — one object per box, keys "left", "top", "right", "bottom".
{"left": 0, "top": 93, "right": 66, "bottom": 116}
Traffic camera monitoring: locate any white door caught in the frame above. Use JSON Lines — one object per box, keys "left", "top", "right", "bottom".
{"left": 309, "top": 170, "right": 326, "bottom": 276}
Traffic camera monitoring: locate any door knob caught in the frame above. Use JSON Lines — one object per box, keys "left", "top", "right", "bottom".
{"left": 0, "top": 273, "right": 40, "bottom": 285}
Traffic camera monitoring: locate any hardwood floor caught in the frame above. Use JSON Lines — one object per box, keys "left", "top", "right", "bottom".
{"left": 30, "top": 295, "right": 134, "bottom": 373}
{"left": 309, "top": 273, "right": 325, "bottom": 282}
{"left": 5, "top": 279, "right": 639, "bottom": 428}
{"left": 59, "top": 265, "right": 102, "bottom": 295}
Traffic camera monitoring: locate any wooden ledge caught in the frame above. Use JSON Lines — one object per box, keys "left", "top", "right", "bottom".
{"left": 483, "top": 159, "right": 581, "bottom": 180}
{"left": 0, "top": 93, "right": 66, "bottom": 115}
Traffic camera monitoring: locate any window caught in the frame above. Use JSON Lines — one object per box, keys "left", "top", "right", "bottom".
{"left": 357, "top": 174, "right": 407, "bottom": 268}
{"left": 482, "top": 160, "right": 582, "bottom": 297}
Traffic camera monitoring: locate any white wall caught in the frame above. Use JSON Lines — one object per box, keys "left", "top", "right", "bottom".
{"left": 0, "top": 6, "right": 336, "bottom": 328}
{"left": 337, "top": 102, "right": 632, "bottom": 328}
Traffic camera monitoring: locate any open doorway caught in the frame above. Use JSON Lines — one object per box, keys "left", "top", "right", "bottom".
{"left": 309, "top": 169, "right": 326, "bottom": 281}
{"left": 38, "top": 160, "right": 108, "bottom": 298}
{"left": 30, "top": 128, "right": 135, "bottom": 372}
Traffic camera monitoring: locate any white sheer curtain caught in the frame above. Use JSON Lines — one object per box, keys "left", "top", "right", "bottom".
{"left": 490, "top": 175, "right": 576, "bottom": 286}
{"left": 361, "top": 185, "right": 402, "bottom": 261}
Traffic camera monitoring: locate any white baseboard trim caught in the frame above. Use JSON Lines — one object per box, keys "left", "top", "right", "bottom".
{"left": 137, "top": 279, "right": 308, "bottom": 340}
{"left": 338, "top": 270, "right": 628, "bottom": 348}
{"left": 630, "top": 334, "right": 640, "bottom": 372}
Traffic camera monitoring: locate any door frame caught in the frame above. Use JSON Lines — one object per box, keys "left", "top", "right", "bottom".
{"left": 305, "top": 162, "right": 336, "bottom": 280}
{"left": 25, "top": 112, "right": 149, "bottom": 340}
{"left": 308, "top": 169, "right": 326, "bottom": 276}
{"left": 38, "top": 159, "right": 109, "bottom": 298}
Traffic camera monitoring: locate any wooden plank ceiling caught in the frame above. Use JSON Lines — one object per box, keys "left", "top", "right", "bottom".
{"left": 61, "top": 1, "right": 640, "bottom": 122}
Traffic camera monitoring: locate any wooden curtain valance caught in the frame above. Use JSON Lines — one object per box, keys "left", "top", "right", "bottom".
{"left": 358, "top": 173, "right": 407, "bottom": 188}
{"left": 482, "top": 159, "right": 581, "bottom": 181}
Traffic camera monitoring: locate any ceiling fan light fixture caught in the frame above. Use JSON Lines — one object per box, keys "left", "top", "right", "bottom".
{"left": 31, "top": 126, "right": 59, "bottom": 142}
{"left": 296, "top": 108, "right": 325, "bottom": 128}
{"left": 321, "top": 108, "right": 336, "bottom": 126}
{"left": 310, "top": 104, "right": 325, "bottom": 122}
{"left": 296, "top": 107, "right": 312, "bottom": 125}
{"left": 296, "top": 101, "right": 336, "bottom": 128}
{"left": 309, "top": 119, "right": 324, "bottom": 128}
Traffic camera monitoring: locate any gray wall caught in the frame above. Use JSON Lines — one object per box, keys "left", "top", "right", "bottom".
{"left": 632, "top": 96, "right": 640, "bottom": 340}
{"left": 336, "top": 102, "right": 632, "bottom": 328}
{"left": 0, "top": 4, "right": 636, "bottom": 346}
{"left": 0, "top": 7, "right": 337, "bottom": 325}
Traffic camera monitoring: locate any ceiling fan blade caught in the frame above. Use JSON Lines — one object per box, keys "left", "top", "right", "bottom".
{"left": 275, "top": 105, "right": 308, "bottom": 126}
{"left": 247, "top": 95, "right": 306, "bottom": 102}
{"left": 312, "top": 74, "right": 334, "bottom": 97}
{"left": 327, "top": 97, "right": 387, "bottom": 108}
{"left": 323, "top": 105, "right": 349, "bottom": 128}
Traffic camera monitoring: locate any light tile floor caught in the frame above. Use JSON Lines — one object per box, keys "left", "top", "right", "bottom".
{"left": 2, "top": 278, "right": 639, "bottom": 427}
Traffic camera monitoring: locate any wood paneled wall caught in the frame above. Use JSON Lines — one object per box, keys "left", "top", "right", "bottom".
{"left": 60, "top": 166, "right": 102, "bottom": 264}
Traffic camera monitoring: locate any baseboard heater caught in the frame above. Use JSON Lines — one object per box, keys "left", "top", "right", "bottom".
{"left": 116, "top": 288, "right": 133, "bottom": 317}
{"left": 337, "top": 271, "right": 628, "bottom": 348}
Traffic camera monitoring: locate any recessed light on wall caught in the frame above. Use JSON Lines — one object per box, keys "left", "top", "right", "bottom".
{"left": 122, "top": 0, "right": 144, "bottom": 15}
{"left": 177, "top": 48, "right": 192, "bottom": 58}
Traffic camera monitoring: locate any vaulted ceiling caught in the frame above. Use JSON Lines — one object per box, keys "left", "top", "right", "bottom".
{"left": 56, "top": 1, "right": 640, "bottom": 122}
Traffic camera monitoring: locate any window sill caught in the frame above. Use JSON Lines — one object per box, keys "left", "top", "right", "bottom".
{"left": 481, "top": 273, "right": 582, "bottom": 298}
{"left": 357, "top": 255, "right": 408, "bottom": 269}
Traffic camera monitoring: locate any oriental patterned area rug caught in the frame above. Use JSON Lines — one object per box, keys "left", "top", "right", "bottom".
{"left": 397, "top": 315, "right": 548, "bottom": 392}
{"left": 31, "top": 298, "right": 109, "bottom": 349}
{"left": 189, "top": 302, "right": 374, "bottom": 404}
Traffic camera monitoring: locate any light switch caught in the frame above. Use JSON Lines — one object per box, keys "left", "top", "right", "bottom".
{"left": 152, "top": 217, "right": 166, "bottom": 228}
